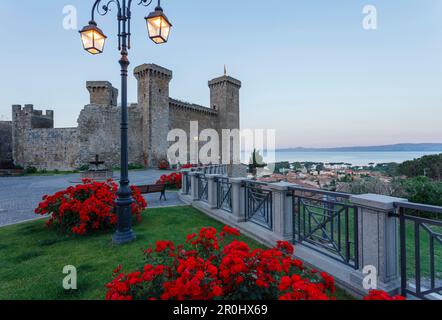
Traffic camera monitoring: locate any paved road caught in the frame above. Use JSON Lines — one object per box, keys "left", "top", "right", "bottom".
{"left": 0, "top": 169, "right": 184, "bottom": 227}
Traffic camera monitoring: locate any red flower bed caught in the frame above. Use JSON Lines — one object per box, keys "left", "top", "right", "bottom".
{"left": 157, "top": 172, "right": 182, "bottom": 189}
{"left": 35, "top": 179, "right": 147, "bottom": 235}
{"left": 105, "top": 226, "right": 337, "bottom": 300}
{"left": 364, "top": 290, "right": 406, "bottom": 301}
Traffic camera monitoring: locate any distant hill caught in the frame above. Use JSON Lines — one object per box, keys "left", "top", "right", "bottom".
{"left": 278, "top": 143, "right": 442, "bottom": 152}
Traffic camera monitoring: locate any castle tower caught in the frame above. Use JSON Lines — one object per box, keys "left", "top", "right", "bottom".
{"left": 209, "top": 74, "right": 242, "bottom": 168}
{"left": 11, "top": 104, "right": 54, "bottom": 167}
{"left": 134, "top": 64, "right": 173, "bottom": 167}
{"left": 208, "top": 75, "right": 241, "bottom": 132}
{"left": 86, "top": 81, "right": 118, "bottom": 106}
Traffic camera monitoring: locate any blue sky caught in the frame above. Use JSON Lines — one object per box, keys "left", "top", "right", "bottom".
{"left": 0, "top": 0, "right": 441, "bottom": 148}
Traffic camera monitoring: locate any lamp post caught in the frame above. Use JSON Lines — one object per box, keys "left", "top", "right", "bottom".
{"left": 80, "top": 0, "right": 172, "bottom": 244}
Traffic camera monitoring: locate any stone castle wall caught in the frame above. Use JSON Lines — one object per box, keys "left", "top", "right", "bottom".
{"left": 0, "top": 121, "right": 13, "bottom": 168}
{"left": 77, "top": 104, "right": 144, "bottom": 169}
{"left": 21, "top": 128, "right": 79, "bottom": 171}
{"left": 6, "top": 63, "right": 241, "bottom": 171}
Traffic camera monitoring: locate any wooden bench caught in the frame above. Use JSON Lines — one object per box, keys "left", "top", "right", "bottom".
{"left": 137, "top": 183, "right": 167, "bottom": 201}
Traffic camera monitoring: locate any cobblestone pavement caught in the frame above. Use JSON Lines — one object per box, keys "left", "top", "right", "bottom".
{"left": 0, "top": 169, "right": 184, "bottom": 227}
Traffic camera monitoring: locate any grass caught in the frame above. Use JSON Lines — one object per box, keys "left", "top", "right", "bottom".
{"left": 0, "top": 206, "right": 353, "bottom": 300}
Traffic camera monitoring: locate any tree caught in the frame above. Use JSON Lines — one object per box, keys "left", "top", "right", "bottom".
{"left": 248, "top": 149, "right": 266, "bottom": 178}
{"left": 400, "top": 176, "right": 442, "bottom": 206}
{"left": 274, "top": 161, "right": 290, "bottom": 174}
{"left": 292, "top": 162, "right": 303, "bottom": 171}
{"left": 398, "top": 154, "right": 442, "bottom": 181}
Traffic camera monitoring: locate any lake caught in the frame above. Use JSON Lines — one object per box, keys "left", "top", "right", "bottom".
{"left": 241, "top": 151, "right": 442, "bottom": 166}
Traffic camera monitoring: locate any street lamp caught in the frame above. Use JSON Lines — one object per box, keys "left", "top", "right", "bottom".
{"left": 145, "top": 2, "right": 172, "bottom": 44}
{"left": 79, "top": 21, "right": 107, "bottom": 54}
{"left": 80, "top": 0, "right": 172, "bottom": 245}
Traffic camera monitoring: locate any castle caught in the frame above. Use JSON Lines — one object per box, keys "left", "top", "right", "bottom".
{"left": 0, "top": 64, "right": 241, "bottom": 170}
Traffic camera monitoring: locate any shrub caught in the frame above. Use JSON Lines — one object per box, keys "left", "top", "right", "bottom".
{"left": 158, "top": 160, "right": 170, "bottom": 170}
{"left": 78, "top": 164, "right": 90, "bottom": 171}
{"left": 157, "top": 172, "right": 182, "bottom": 189}
{"left": 128, "top": 163, "right": 144, "bottom": 170}
{"left": 25, "top": 166, "right": 38, "bottom": 174}
{"left": 35, "top": 179, "right": 147, "bottom": 235}
{"left": 105, "top": 226, "right": 336, "bottom": 300}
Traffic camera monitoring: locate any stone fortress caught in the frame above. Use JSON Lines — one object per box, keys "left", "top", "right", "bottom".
{"left": 0, "top": 64, "right": 241, "bottom": 170}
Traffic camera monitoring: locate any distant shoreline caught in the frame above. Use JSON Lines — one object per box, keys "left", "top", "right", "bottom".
{"left": 252, "top": 143, "right": 442, "bottom": 153}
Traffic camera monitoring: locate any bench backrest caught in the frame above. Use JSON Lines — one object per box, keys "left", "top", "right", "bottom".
{"left": 137, "top": 184, "right": 165, "bottom": 194}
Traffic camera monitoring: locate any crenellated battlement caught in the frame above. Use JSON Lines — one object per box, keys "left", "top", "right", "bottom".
{"left": 169, "top": 98, "right": 218, "bottom": 116}
{"left": 86, "top": 81, "right": 118, "bottom": 107}
{"left": 12, "top": 104, "right": 54, "bottom": 129}
{"left": 12, "top": 104, "right": 54, "bottom": 121}
{"left": 134, "top": 63, "right": 173, "bottom": 80}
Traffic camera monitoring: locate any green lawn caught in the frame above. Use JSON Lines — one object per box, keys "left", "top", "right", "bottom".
{"left": 0, "top": 206, "right": 352, "bottom": 300}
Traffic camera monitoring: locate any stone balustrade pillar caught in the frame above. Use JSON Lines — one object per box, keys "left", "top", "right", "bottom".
{"left": 349, "top": 194, "right": 407, "bottom": 295}
{"left": 206, "top": 174, "right": 222, "bottom": 209}
{"left": 268, "top": 182, "right": 295, "bottom": 241}
{"left": 180, "top": 169, "right": 191, "bottom": 195}
{"left": 189, "top": 172, "right": 199, "bottom": 201}
{"left": 230, "top": 178, "right": 246, "bottom": 223}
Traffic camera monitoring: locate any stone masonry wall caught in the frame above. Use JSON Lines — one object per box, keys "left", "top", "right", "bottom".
{"left": 169, "top": 99, "right": 219, "bottom": 163}
{"left": 21, "top": 128, "right": 79, "bottom": 171}
{"left": 0, "top": 121, "right": 13, "bottom": 168}
{"left": 12, "top": 104, "right": 54, "bottom": 168}
{"left": 77, "top": 104, "right": 144, "bottom": 169}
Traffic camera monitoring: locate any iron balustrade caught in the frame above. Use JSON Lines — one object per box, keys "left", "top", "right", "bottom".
{"left": 290, "top": 187, "right": 359, "bottom": 269}
{"left": 395, "top": 202, "right": 442, "bottom": 299}
{"left": 197, "top": 174, "right": 208, "bottom": 203}
{"left": 216, "top": 177, "right": 232, "bottom": 213}
{"left": 244, "top": 181, "right": 273, "bottom": 230}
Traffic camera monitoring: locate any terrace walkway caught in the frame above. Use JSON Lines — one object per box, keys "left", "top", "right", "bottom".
{"left": 0, "top": 169, "right": 184, "bottom": 227}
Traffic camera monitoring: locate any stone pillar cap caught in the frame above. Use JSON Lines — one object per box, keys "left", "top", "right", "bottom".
{"left": 268, "top": 181, "right": 297, "bottom": 191}
{"left": 350, "top": 194, "right": 408, "bottom": 211}
{"left": 230, "top": 177, "right": 247, "bottom": 184}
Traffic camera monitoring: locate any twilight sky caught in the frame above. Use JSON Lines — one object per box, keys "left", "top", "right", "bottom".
{"left": 0, "top": 0, "right": 441, "bottom": 148}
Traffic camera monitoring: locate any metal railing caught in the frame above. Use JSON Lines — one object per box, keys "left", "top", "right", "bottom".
{"left": 244, "top": 181, "right": 273, "bottom": 230}
{"left": 216, "top": 177, "right": 232, "bottom": 213}
{"left": 290, "top": 187, "right": 359, "bottom": 269}
{"left": 395, "top": 202, "right": 442, "bottom": 299}
{"left": 197, "top": 174, "right": 208, "bottom": 203}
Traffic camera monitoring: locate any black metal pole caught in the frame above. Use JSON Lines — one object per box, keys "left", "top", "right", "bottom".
{"left": 113, "top": 0, "right": 136, "bottom": 244}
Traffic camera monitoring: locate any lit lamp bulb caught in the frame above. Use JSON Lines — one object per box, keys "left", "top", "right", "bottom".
{"left": 145, "top": 4, "right": 172, "bottom": 44}
{"left": 79, "top": 21, "right": 107, "bottom": 55}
